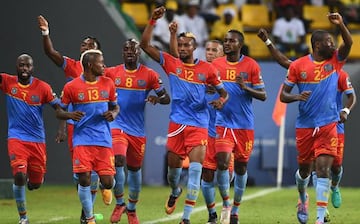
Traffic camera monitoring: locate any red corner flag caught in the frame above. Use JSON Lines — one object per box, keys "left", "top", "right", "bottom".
{"left": 272, "top": 84, "right": 287, "bottom": 126}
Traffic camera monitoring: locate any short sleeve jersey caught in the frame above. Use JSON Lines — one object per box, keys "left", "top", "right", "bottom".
{"left": 337, "top": 70, "right": 354, "bottom": 134}
{"left": 104, "top": 64, "right": 165, "bottom": 137}
{"left": 62, "top": 56, "right": 83, "bottom": 125}
{"left": 159, "top": 51, "right": 224, "bottom": 128}
{"left": 62, "top": 56, "right": 83, "bottom": 82}
{"left": 285, "top": 52, "right": 344, "bottom": 128}
{"left": 212, "top": 55, "right": 265, "bottom": 129}
{"left": 60, "top": 75, "right": 117, "bottom": 148}
{"left": 0, "top": 74, "right": 59, "bottom": 142}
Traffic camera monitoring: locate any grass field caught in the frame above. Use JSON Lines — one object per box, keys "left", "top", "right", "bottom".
{"left": 1, "top": 185, "right": 359, "bottom": 224}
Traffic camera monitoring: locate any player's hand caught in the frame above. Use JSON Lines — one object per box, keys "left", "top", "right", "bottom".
{"left": 151, "top": 6, "right": 166, "bottom": 20}
{"left": 103, "top": 111, "right": 116, "bottom": 122}
{"left": 169, "top": 21, "right": 178, "bottom": 34}
{"left": 339, "top": 111, "right": 348, "bottom": 123}
{"left": 55, "top": 129, "right": 67, "bottom": 143}
{"left": 235, "top": 75, "right": 247, "bottom": 90}
{"left": 70, "top": 111, "right": 85, "bottom": 121}
{"left": 297, "top": 91, "right": 311, "bottom": 101}
{"left": 146, "top": 95, "right": 159, "bottom": 105}
{"left": 328, "top": 12, "right": 343, "bottom": 25}
{"left": 257, "top": 28, "right": 269, "bottom": 42}
{"left": 38, "top": 15, "right": 49, "bottom": 31}
{"left": 209, "top": 99, "right": 224, "bottom": 110}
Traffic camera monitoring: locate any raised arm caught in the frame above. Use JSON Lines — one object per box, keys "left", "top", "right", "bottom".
{"left": 38, "top": 15, "right": 64, "bottom": 67}
{"left": 169, "top": 21, "right": 179, "bottom": 58}
{"left": 328, "top": 13, "right": 353, "bottom": 60}
{"left": 140, "top": 7, "right": 166, "bottom": 62}
{"left": 257, "top": 28, "right": 292, "bottom": 69}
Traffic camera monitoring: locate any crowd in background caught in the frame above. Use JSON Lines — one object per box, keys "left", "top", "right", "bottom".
{"left": 118, "top": 0, "right": 360, "bottom": 60}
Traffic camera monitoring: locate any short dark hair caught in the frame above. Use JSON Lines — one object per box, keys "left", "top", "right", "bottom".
{"left": 311, "top": 30, "right": 328, "bottom": 47}
{"left": 83, "top": 36, "right": 101, "bottom": 50}
{"left": 228, "top": 29, "right": 245, "bottom": 44}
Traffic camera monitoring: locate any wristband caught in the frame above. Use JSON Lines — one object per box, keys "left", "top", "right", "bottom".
{"left": 265, "top": 38, "right": 272, "bottom": 46}
{"left": 341, "top": 107, "right": 350, "bottom": 115}
{"left": 41, "top": 29, "right": 49, "bottom": 36}
{"left": 149, "top": 19, "right": 156, "bottom": 26}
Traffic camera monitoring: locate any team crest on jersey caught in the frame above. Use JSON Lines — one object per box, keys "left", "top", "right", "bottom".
{"left": 115, "top": 78, "right": 121, "bottom": 86}
{"left": 100, "top": 90, "right": 109, "bottom": 98}
{"left": 11, "top": 87, "right": 17, "bottom": 95}
{"left": 240, "top": 72, "right": 248, "bottom": 80}
{"left": 137, "top": 79, "right": 146, "bottom": 87}
{"left": 176, "top": 68, "right": 182, "bottom": 75}
{"left": 300, "top": 72, "right": 307, "bottom": 79}
{"left": 198, "top": 73, "right": 206, "bottom": 81}
{"left": 324, "top": 64, "right": 334, "bottom": 72}
{"left": 78, "top": 93, "right": 85, "bottom": 101}
{"left": 31, "top": 95, "right": 40, "bottom": 103}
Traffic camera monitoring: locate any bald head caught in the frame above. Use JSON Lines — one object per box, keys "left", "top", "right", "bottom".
{"left": 16, "top": 53, "right": 34, "bottom": 84}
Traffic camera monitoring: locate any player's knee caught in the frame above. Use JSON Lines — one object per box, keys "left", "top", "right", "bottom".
{"left": 115, "top": 155, "right": 126, "bottom": 167}
{"left": 101, "top": 181, "right": 114, "bottom": 189}
{"left": 217, "top": 162, "right": 229, "bottom": 170}
{"left": 202, "top": 168, "right": 215, "bottom": 182}
{"left": 14, "top": 172, "right": 27, "bottom": 185}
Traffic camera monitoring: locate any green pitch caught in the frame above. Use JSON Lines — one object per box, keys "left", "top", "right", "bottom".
{"left": 1, "top": 185, "right": 359, "bottom": 223}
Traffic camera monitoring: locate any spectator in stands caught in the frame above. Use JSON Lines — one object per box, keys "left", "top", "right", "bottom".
{"left": 153, "top": 0, "right": 184, "bottom": 52}
{"left": 273, "top": 0, "right": 306, "bottom": 18}
{"left": 210, "top": 8, "right": 249, "bottom": 55}
{"left": 210, "top": 8, "right": 243, "bottom": 41}
{"left": 339, "top": 0, "right": 360, "bottom": 23}
{"left": 179, "top": 0, "right": 209, "bottom": 60}
{"left": 272, "top": 5, "right": 309, "bottom": 59}
{"left": 198, "top": 0, "right": 220, "bottom": 24}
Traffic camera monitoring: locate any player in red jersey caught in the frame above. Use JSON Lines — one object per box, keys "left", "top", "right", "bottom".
{"left": 1, "top": 54, "right": 60, "bottom": 224}
{"left": 56, "top": 49, "right": 119, "bottom": 224}
{"left": 279, "top": 13, "right": 352, "bottom": 224}
{"left": 37, "top": 15, "right": 111, "bottom": 223}
{"left": 104, "top": 38, "right": 170, "bottom": 224}
{"left": 257, "top": 27, "right": 356, "bottom": 223}
{"left": 141, "top": 6, "right": 229, "bottom": 224}
{"left": 210, "top": 30, "right": 267, "bottom": 224}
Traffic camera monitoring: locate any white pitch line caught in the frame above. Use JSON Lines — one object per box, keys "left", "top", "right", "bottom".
{"left": 34, "top": 216, "right": 70, "bottom": 224}
{"left": 143, "top": 187, "right": 281, "bottom": 224}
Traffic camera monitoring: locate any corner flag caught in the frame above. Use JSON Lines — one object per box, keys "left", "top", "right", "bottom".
{"left": 272, "top": 84, "right": 287, "bottom": 126}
